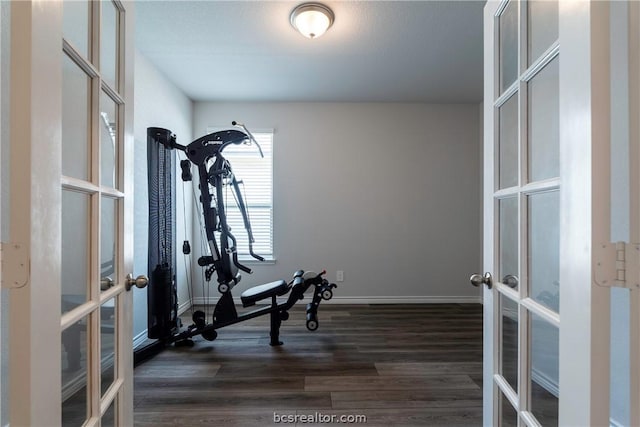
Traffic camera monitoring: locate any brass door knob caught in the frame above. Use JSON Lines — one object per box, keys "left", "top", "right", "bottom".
{"left": 126, "top": 274, "right": 148, "bottom": 291}
{"left": 100, "top": 277, "right": 114, "bottom": 291}
{"left": 470, "top": 272, "right": 493, "bottom": 289}
{"left": 502, "top": 274, "right": 519, "bottom": 289}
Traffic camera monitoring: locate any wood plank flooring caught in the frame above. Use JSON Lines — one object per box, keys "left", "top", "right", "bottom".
{"left": 134, "top": 304, "right": 484, "bottom": 426}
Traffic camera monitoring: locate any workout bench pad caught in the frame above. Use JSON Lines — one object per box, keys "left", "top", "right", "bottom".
{"left": 240, "top": 280, "right": 289, "bottom": 307}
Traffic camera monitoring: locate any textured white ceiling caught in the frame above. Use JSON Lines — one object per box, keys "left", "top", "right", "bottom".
{"left": 135, "top": 0, "right": 484, "bottom": 103}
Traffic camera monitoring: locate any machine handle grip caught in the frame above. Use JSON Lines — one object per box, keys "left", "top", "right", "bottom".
{"left": 232, "top": 252, "right": 253, "bottom": 274}
{"left": 232, "top": 121, "right": 264, "bottom": 158}
{"left": 250, "top": 249, "right": 265, "bottom": 262}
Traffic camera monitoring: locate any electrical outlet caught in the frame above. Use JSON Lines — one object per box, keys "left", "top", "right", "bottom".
{"left": 336, "top": 270, "right": 344, "bottom": 282}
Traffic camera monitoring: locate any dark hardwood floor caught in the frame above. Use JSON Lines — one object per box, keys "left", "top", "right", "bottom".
{"left": 133, "top": 304, "right": 484, "bottom": 426}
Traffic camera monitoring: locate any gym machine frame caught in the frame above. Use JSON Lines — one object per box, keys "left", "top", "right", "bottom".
{"left": 148, "top": 124, "right": 336, "bottom": 346}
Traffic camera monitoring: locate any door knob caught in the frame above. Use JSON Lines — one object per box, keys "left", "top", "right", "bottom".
{"left": 126, "top": 274, "right": 148, "bottom": 291}
{"left": 100, "top": 277, "right": 114, "bottom": 291}
{"left": 470, "top": 272, "right": 493, "bottom": 289}
{"left": 502, "top": 274, "right": 519, "bottom": 289}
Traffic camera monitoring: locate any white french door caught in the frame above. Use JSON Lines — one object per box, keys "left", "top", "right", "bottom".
{"left": 6, "top": 1, "right": 136, "bottom": 425}
{"left": 481, "top": 1, "right": 636, "bottom": 426}
{"left": 480, "top": 1, "right": 560, "bottom": 426}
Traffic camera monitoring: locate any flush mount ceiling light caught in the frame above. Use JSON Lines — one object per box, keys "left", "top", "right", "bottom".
{"left": 290, "top": 3, "right": 334, "bottom": 39}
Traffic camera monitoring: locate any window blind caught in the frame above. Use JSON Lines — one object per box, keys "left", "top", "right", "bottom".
{"left": 218, "top": 131, "right": 273, "bottom": 259}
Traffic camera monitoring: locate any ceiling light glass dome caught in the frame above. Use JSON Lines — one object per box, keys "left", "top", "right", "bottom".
{"left": 290, "top": 3, "right": 334, "bottom": 39}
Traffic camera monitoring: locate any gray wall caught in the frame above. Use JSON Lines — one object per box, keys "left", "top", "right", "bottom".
{"left": 133, "top": 51, "right": 193, "bottom": 343}
{"left": 192, "top": 102, "right": 482, "bottom": 302}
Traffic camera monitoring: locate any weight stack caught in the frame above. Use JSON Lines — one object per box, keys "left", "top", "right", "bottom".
{"left": 147, "top": 127, "right": 178, "bottom": 339}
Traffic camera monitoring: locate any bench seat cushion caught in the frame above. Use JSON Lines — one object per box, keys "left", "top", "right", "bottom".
{"left": 240, "top": 280, "right": 289, "bottom": 307}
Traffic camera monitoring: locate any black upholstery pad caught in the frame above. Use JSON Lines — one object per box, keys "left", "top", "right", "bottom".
{"left": 240, "top": 280, "right": 289, "bottom": 307}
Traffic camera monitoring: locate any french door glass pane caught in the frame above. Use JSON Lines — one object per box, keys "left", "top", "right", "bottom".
{"left": 530, "top": 313, "right": 559, "bottom": 426}
{"left": 500, "top": 391, "right": 518, "bottom": 427}
{"left": 499, "top": 0, "right": 518, "bottom": 94}
{"left": 528, "top": 57, "right": 559, "bottom": 182}
{"left": 499, "top": 197, "right": 519, "bottom": 291}
{"left": 62, "top": 190, "right": 90, "bottom": 313}
{"left": 499, "top": 94, "right": 519, "bottom": 189}
{"left": 63, "top": 0, "right": 90, "bottom": 58}
{"left": 61, "top": 0, "right": 127, "bottom": 425}
{"left": 62, "top": 316, "right": 89, "bottom": 425}
{"left": 101, "top": 0, "right": 119, "bottom": 90}
{"left": 103, "top": 398, "right": 116, "bottom": 426}
{"left": 100, "top": 93, "right": 118, "bottom": 188}
{"left": 528, "top": 0, "right": 558, "bottom": 65}
{"left": 610, "top": 288, "right": 631, "bottom": 426}
{"left": 101, "top": 197, "right": 118, "bottom": 292}
{"left": 528, "top": 191, "right": 560, "bottom": 312}
{"left": 501, "top": 293, "right": 518, "bottom": 391}
{"left": 62, "top": 55, "right": 91, "bottom": 181}
{"left": 101, "top": 299, "right": 116, "bottom": 396}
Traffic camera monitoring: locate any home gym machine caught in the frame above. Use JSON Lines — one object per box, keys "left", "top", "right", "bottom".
{"left": 146, "top": 124, "right": 337, "bottom": 347}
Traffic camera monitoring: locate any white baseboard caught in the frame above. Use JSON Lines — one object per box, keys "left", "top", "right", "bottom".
{"left": 191, "top": 295, "right": 481, "bottom": 305}
{"left": 178, "top": 299, "right": 191, "bottom": 315}
{"left": 326, "top": 296, "right": 482, "bottom": 304}
{"left": 62, "top": 373, "right": 85, "bottom": 402}
{"left": 610, "top": 417, "right": 625, "bottom": 427}
{"left": 133, "top": 300, "right": 192, "bottom": 351}
{"left": 531, "top": 368, "right": 559, "bottom": 398}
{"left": 133, "top": 330, "right": 149, "bottom": 350}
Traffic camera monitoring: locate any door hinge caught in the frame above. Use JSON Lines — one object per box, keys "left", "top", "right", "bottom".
{"left": 0, "top": 242, "right": 29, "bottom": 289}
{"left": 594, "top": 242, "right": 640, "bottom": 288}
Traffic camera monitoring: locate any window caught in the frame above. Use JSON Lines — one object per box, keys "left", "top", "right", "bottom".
{"left": 209, "top": 129, "right": 273, "bottom": 261}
